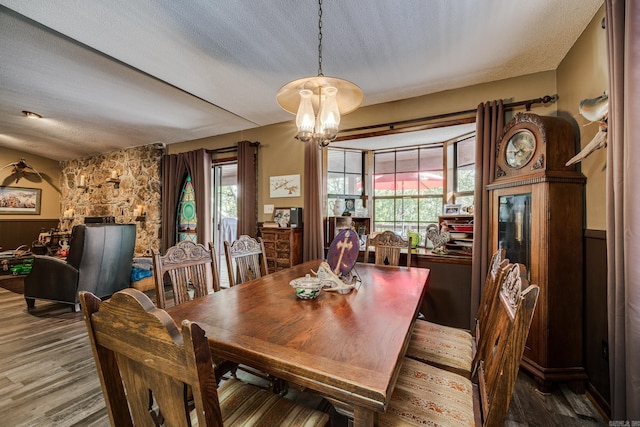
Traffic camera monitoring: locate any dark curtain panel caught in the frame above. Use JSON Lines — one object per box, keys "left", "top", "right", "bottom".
{"left": 303, "top": 142, "right": 324, "bottom": 261}
{"left": 160, "top": 149, "right": 211, "bottom": 252}
{"left": 237, "top": 141, "right": 258, "bottom": 237}
{"left": 605, "top": 0, "right": 640, "bottom": 419}
{"left": 470, "top": 100, "right": 504, "bottom": 330}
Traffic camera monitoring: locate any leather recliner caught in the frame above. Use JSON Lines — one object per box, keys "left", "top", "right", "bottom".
{"left": 25, "top": 223, "right": 136, "bottom": 311}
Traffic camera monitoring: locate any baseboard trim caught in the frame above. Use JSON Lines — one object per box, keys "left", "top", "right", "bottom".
{"left": 587, "top": 381, "right": 610, "bottom": 421}
{"left": 584, "top": 229, "right": 606, "bottom": 240}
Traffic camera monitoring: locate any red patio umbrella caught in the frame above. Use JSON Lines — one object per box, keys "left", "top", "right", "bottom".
{"left": 373, "top": 172, "right": 442, "bottom": 193}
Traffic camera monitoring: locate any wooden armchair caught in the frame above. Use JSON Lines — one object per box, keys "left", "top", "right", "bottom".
{"left": 364, "top": 231, "right": 411, "bottom": 267}
{"left": 379, "top": 263, "right": 539, "bottom": 426}
{"left": 152, "top": 240, "right": 220, "bottom": 310}
{"left": 224, "top": 235, "right": 268, "bottom": 287}
{"left": 80, "top": 289, "right": 329, "bottom": 427}
{"left": 405, "top": 248, "right": 507, "bottom": 378}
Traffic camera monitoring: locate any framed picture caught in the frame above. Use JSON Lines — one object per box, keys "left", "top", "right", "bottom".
{"left": 270, "top": 174, "right": 301, "bottom": 198}
{"left": 0, "top": 186, "right": 41, "bottom": 214}
{"left": 273, "top": 207, "right": 291, "bottom": 227}
{"left": 443, "top": 204, "right": 461, "bottom": 215}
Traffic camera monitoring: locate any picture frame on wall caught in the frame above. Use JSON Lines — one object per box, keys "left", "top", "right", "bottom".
{"left": 270, "top": 174, "right": 301, "bottom": 198}
{"left": 443, "top": 204, "right": 461, "bottom": 215}
{"left": 274, "top": 207, "right": 291, "bottom": 227}
{"left": 0, "top": 186, "right": 42, "bottom": 214}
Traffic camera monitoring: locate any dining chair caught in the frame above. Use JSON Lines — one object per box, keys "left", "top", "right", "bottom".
{"left": 379, "top": 263, "right": 539, "bottom": 426}
{"left": 223, "top": 235, "right": 291, "bottom": 393}
{"left": 152, "top": 240, "right": 220, "bottom": 310}
{"left": 152, "top": 240, "right": 236, "bottom": 383}
{"left": 405, "top": 248, "right": 508, "bottom": 379}
{"left": 79, "top": 289, "right": 330, "bottom": 427}
{"left": 224, "top": 235, "right": 268, "bottom": 287}
{"left": 364, "top": 230, "right": 412, "bottom": 267}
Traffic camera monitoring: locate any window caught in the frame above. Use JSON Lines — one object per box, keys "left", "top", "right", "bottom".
{"left": 446, "top": 135, "right": 476, "bottom": 209}
{"left": 373, "top": 146, "right": 444, "bottom": 239}
{"left": 326, "top": 148, "right": 364, "bottom": 216}
{"left": 327, "top": 132, "right": 476, "bottom": 247}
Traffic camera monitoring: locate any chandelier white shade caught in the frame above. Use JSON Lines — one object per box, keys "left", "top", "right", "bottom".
{"left": 277, "top": 76, "right": 363, "bottom": 144}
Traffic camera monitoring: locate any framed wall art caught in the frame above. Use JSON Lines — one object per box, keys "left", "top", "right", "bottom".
{"left": 270, "top": 174, "right": 301, "bottom": 198}
{"left": 0, "top": 186, "right": 42, "bottom": 214}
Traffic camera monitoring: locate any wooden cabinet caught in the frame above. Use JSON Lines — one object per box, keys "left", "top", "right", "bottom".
{"left": 259, "top": 227, "right": 303, "bottom": 272}
{"left": 438, "top": 215, "right": 474, "bottom": 257}
{"left": 324, "top": 216, "right": 370, "bottom": 249}
{"left": 487, "top": 113, "right": 587, "bottom": 392}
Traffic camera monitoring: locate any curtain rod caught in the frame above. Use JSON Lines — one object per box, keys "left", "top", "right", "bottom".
{"left": 206, "top": 141, "right": 260, "bottom": 155}
{"left": 206, "top": 145, "right": 237, "bottom": 154}
{"left": 338, "top": 94, "right": 558, "bottom": 135}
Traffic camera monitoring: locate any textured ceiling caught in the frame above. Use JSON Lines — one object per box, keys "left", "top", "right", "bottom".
{"left": 0, "top": 0, "right": 602, "bottom": 161}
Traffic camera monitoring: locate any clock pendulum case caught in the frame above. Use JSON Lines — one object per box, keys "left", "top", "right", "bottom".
{"left": 487, "top": 112, "right": 587, "bottom": 392}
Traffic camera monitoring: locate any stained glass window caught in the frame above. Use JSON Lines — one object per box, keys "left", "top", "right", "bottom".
{"left": 177, "top": 175, "right": 197, "bottom": 242}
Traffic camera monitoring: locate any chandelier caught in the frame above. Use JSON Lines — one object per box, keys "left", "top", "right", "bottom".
{"left": 276, "top": 0, "right": 364, "bottom": 148}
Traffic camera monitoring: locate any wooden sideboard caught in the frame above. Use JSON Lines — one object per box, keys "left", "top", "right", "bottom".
{"left": 259, "top": 227, "right": 303, "bottom": 272}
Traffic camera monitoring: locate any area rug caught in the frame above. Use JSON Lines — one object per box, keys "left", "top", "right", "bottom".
{"left": 0, "top": 275, "right": 24, "bottom": 294}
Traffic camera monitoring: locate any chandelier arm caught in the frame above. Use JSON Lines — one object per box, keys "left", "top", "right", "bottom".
{"left": 275, "top": 0, "right": 363, "bottom": 149}
{"left": 318, "top": 0, "right": 323, "bottom": 77}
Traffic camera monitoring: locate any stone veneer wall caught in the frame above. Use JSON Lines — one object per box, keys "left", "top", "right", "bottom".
{"left": 59, "top": 144, "right": 164, "bottom": 256}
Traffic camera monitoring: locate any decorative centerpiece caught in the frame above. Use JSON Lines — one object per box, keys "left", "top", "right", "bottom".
{"left": 426, "top": 223, "right": 450, "bottom": 254}
{"left": 312, "top": 261, "right": 356, "bottom": 294}
{"left": 290, "top": 274, "right": 323, "bottom": 300}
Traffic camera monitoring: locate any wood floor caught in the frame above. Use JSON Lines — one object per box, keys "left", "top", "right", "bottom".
{"left": 0, "top": 283, "right": 607, "bottom": 426}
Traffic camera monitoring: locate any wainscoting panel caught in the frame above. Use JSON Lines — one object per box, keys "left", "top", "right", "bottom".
{"left": 584, "top": 229, "right": 610, "bottom": 416}
{"left": 0, "top": 219, "right": 59, "bottom": 250}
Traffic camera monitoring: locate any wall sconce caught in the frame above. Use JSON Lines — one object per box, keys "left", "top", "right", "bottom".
{"left": 133, "top": 205, "right": 146, "bottom": 222}
{"left": 106, "top": 170, "right": 120, "bottom": 188}
{"left": 77, "top": 174, "right": 90, "bottom": 192}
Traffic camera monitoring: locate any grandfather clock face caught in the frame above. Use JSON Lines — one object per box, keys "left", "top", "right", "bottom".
{"left": 504, "top": 130, "right": 536, "bottom": 169}
{"left": 495, "top": 113, "right": 548, "bottom": 180}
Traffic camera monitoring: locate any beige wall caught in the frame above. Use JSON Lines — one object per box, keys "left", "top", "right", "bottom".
{"left": 558, "top": 5, "right": 608, "bottom": 230}
{"left": 0, "top": 146, "right": 60, "bottom": 219}
{"left": 4, "top": 9, "right": 607, "bottom": 233}
{"left": 169, "top": 71, "right": 558, "bottom": 223}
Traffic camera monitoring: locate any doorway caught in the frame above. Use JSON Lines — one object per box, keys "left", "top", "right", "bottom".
{"left": 212, "top": 162, "right": 237, "bottom": 288}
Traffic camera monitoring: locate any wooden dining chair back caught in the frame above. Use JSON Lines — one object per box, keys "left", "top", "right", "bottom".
{"left": 364, "top": 231, "right": 411, "bottom": 267}
{"left": 405, "top": 248, "right": 508, "bottom": 379}
{"left": 472, "top": 261, "right": 527, "bottom": 379}
{"left": 475, "top": 248, "right": 508, "bottom": 340}
{"left": 224, "top": 235, "right": 268, "bottom": 287}
{"left": 476, "top": 266, "right": 539, "bottom": 425}
{"left": 152, "top": 240, "right": 219, "bottom": 309}
{"left": 80, "top": 288, "right": 223, "bottom": 426}
{"left": 153, "top": 241, "right": 237, "bottom": 383}
{"left": 379, "top": 263, "right": 539, "bottom": 426}
{"left": 80, "top": 289, "right": 330, "bottom": 427}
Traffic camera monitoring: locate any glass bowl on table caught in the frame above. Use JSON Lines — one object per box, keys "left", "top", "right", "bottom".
{"left": 290, "top": 274, "right": 324, "bottom": 300}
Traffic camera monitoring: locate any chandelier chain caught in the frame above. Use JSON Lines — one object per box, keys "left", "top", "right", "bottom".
{"left": 317, "top": 0, "right": 323, "bottom": 76}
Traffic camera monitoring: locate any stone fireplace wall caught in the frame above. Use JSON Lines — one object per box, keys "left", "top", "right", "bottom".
{"left": 59, "top": 144, "right": 164, "bottom": 256}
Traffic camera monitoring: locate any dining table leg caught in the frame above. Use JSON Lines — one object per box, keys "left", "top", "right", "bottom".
{"left": 352, "top": 406, "right": 375, "bottom": 427}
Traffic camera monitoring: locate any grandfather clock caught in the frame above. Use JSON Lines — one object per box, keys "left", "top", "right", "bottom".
{"left": 487, "top": 113, "right": 587, "bottom": 392}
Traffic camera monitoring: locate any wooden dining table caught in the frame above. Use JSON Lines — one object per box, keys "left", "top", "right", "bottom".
{"left": 166, "top": 259, "right": 430, "bottom": 427}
